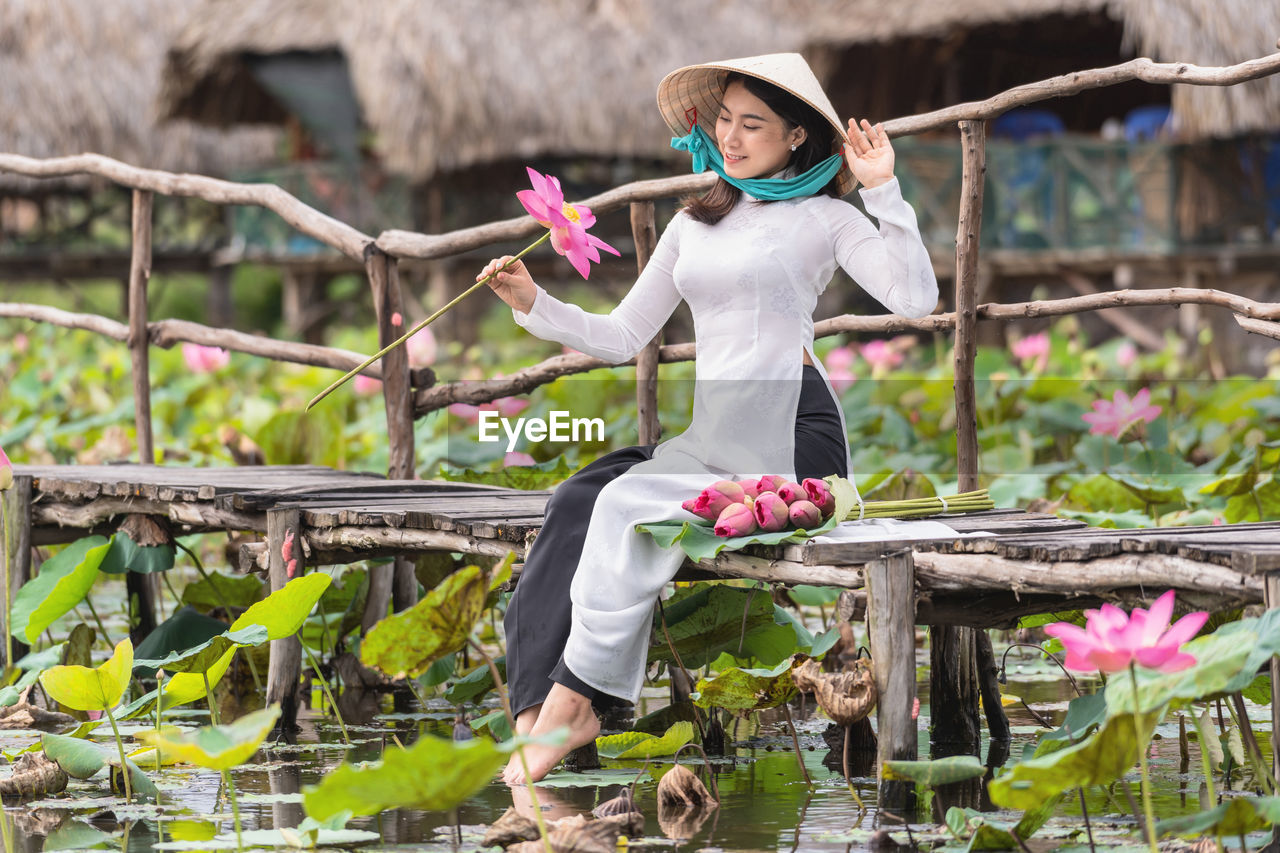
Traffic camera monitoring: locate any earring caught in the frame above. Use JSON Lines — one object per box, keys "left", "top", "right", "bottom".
{"left": 790, "top": 144, "right": 797, "bottom": 151}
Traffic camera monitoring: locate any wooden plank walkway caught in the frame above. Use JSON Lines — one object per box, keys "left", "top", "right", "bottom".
{"left": 8, "top": 463, "right": 1280, "bottom": 774}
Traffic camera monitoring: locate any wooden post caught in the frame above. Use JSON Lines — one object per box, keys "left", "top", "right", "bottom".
{"left": 865, "top": 549, "right": 917, "bottom": 766}
{"left": 954, "top": 120, "right": 985, "bottom": 493}
{"left": 266, "top": 507, "right": 303, "bottom": 731}
{"left": 1267, "top": 572, "right": 1280, "bottom": 788}
{"left": 630, "top": 202, "right": 661, "bottom": 446}
{"left": 1, "top": 475, "right": 33, "bottom": 666}
{"left": 365, "top": 247, "right": 417, "bottom": 618}
{"left": 129, "top": 189, "right": 154, "bottom": 464}
{"left": 975, "top": 629, "right": 1011, "bottom": 742}
{"left": 929, "top": 625, "right": 981, "bottom": 750}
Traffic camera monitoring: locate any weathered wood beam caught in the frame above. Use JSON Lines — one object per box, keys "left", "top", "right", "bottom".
{"left": 631, "top": 201, "right": 661, "bottom": 446}
{"left": 30, "top": 498, "right": 262, "bottom": 533}
{"left": 128, "top": 190, "right": 154, "bottom": 464}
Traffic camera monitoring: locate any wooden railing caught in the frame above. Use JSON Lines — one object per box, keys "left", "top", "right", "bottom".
{"left": 2, "top": 47, "right": 1280, "bottom": 490}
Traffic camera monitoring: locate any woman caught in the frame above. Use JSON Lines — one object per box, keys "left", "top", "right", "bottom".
{"left": 478, "top": 53, "right": 938, "bottom": 784}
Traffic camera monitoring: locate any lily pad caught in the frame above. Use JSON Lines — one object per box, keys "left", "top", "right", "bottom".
{"left": 42, "top": 732, "right": 110, "bottom": 778}
{"left": 10, "top": 536, "right": 109, "bottom": 644}
{"left": 42, "top": 820, "right": 116, "bottom": 851}
{"left": 139, "top": 705, "right": 280, "bottom": 770}
{"left": 230, "top": 573, "right": 332, "bottom": 640}
{"left": 40, "top": 638, "right": 133, "bottom": 712}
{"left": 596, "top": 721, "right": 694, "bottom": 760}
{"left": 692, "top": 657, "right": 797, "bottom": 713}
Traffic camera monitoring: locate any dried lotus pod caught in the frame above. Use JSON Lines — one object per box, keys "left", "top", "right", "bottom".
{"left": 591, "top": 787, "right": 636, "bottom": 818}
{"left": 119, "top": 513, "right": 173, "bottom": 547}
{"left": 480, "top": 807, "right": 539, "bottom": 848}
{"left": 596, "top": 810, "right": 644, "bottom": 838}
{"left": 791, "top": 656, "right": 877, "bottom": 727}
{"left": 506, "top": 814, "right": 618, "bottom": 853}
{"left": 656, "top": 763, "right": 717, "bottom": 809}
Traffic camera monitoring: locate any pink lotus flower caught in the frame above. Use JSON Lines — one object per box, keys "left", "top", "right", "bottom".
{"left": 517, "top": 167, "right": 621, "bottom": 279}
{"left": 353, "top": 374, "right": 382, "bottom": 396}
{"left": 736, "top": 479, "right": 762, "bottom": 499}
{"left": 776, "top": 482, "right": 805, "bottom": 504}
{"left": 406, "top": 326, "right": 437, "bottom": 368}
{"left": 182, "top": 343, "right": 230, "bottom": 373}
{"left": 449, "top": 403, "right": 484, "bottom": 422}
{"left": 685, "top": 480, "right": 747, "bottom": 522}
{"left": 1116, "top": 341, "right": 1138, "bottom": 368}
{"left": 0, "top": 445, "right": 11, "bottom": 491}
{"left": 788, "top": 499, "right": 822, "bottom": 528}
{"left": 1044, "top": 590, "right": 1207, "bottom": 674}
{"left": 860, "top": 340, "right": 904, "bottom": 373}
{"left": 753, "top": 493, "right": 790, "bottom": 532}
{"left": 802, "top": 478, "right": 835, "bottom": 517}
{"left": 714, "top": 502, "right": 757, "bottom": 537}
{"left": 1081, "top": 388, "right": 1162, "bottom": 439}
{"left": 827, "top": 366, "right": 857, "bottom": 393}
{"left": 504, "top": 451, "right": 536, "bottom": 467}
{"left": 824, "top": 345, "right": 856, "bottom": 372}
{"left": 494, "top": 396, "right": 529, "bottom": 418}
{"left": 1011, "top": 332, "right": 1050, "bottom": 372}
{"left": 755, "top": 475, "right": 787, "bottom": 494}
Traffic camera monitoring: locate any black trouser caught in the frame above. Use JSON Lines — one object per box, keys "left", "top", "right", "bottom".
{"left": 503, "top": 365, "right": 848, "bottom": 716}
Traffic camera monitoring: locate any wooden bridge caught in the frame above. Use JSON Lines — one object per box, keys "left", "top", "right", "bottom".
{"left": 8, "top": 462, "right": 1278, "bottom": 778}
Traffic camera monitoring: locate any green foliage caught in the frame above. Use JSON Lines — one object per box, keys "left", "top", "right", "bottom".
{"left": 256, "top": 408, "right": 346, "bottom": 468}
{"left": 10, "top": 536, "right": 108, "bottom": 643}
{"left": 180, "top": 573, "right": 264, "bottom": 613}
{"left": 301, "top": 734, "right": 511, "bottom": 819}
{"left": 883, "top": 755, "right": 985, "bottom": 787}
{"left": 98, "top": 532, "right": 175, "bottom": 575}
{"left": 140, "top": 705, "right": 280, "bottom": 770}
{"left": 230, "top": 572, "right": 332, "bottom": 640}
{"left": 692, "top": 657, "right": 797, "bottom": 713}
{"left": 361, "top": 564, "right": 488, "bottom": 679}
{"left": 133, "top": 625, "right": 269, "bottom": 674}
{"left": 443, "top": 657, "right": 504, "bottom": 706}
{"left": 648, "top": 584, "right": 796, "bottom": 670}
{"left": 434, "top": 456, "right": 574, "bottom": 490}
{"left": 595, "top": 721, "right": 695, "bottom": 760}
{"left": 40, "top": 638, "right": 133, "bottom": 712}
{"left": 1156, "top": 795, "right": 1280, "bottom": 839}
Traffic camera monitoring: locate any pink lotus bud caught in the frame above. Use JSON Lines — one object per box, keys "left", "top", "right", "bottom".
{"left": 788, "top": 499, "right": 823, "bottom": 528}
{"left": 753, "top": 493, "right": 789, "bottom": 532}
{"left": 714, "top": 502, "right": 757, "bottom": 538}
{"left": 682, "top": 498, "right": 717, "bottom": 522}
{"left": 802, "top": 479, "right": 835, "bottom": 516}
{"left": 755, "top": 475, "right": 787, "bottom": 494}
{"left": 697, "top": 480, "right": 745, "bottom": 516}
{"left": 391, "top": 312, "right": 404, "bottom": 326}
{"left": 776, "top": 482, "right": 805, "bottom": 504}
{"left": 736, "top": 478, "right": 761, "bottom": 499}
{"left": 0, "top": 445, "right": 11, "bottom": 491}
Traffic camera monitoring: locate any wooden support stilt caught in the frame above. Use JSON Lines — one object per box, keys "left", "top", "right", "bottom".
{"left": 975, "top": 630, "right": 1011, "bottom": 742}
{"left": 266, "top": 507, "right": 303, "bottom": 731}
{"left": 929, "top": 625, "right": 981, "bottom": 751}
{"left": 866, "top": 549, "right": 917, "bottom": 766}
{"left": 128, "top": 189, "right": 154, "bottom": 464}
{"left": 866, "top": 549, "right": 917, "bottom": 818}
{"left": 1, "top": 475, "right": 33, "bottom": 666}
{"left": 954, "top": 120, "right": 985, "bottom": 493}
{"left": 364, "top": 248, "right": 416, "bottom": 625}
{"left": 630, "top": 201, "right": 661, "bottom": 446}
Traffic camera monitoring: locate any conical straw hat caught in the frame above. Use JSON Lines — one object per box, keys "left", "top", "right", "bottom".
{"left": 657, "top": 52, "right": 855, "bottom": 196}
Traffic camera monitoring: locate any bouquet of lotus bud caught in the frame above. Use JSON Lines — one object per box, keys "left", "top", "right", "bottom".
{"left": 637, "top": 474, "right": 995, "bottom": 562}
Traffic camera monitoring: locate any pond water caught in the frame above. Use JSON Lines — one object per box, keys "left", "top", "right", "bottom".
{"left": 2, "top": 638, "right": 1275, "bottom": 852}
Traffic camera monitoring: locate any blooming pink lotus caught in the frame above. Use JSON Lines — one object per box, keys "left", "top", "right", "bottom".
{"left": 0, "top": 444, "right": 11, "bottom": 491}
{"left": 860, "top": 339, "right": 904, "bottom": 373}
{"left": 517, "top": 167, "right": 620, "bottom": 279}
{"left": 1044, "top": 590, "right": 1207, "bottom": 674}
{"left": 405, "top": 326, "right": 438, "bottom": 368}
{"left": 1011, "top": 332, "right": 1050, "bottom": 372}
{"left": 827, "top": 366, "right": 857, "bottom": 393}
{"left": 824, "top": 345, "right": 856, "bottom": 371}
{"left": 1081, "top": 388, "right": 1162, "bottom": 439}
{"left": 1116, "top": 341, "right": 1138, "bottom": 369}
{"left": 182, "top": 343, "right": 230, "bottom": 373}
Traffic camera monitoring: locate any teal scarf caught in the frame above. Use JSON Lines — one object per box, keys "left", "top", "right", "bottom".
{"left": 671, "top": 125, "right": 843, "bottom": 200}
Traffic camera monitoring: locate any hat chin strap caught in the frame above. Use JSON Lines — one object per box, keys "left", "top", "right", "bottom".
{"left": 671, "top": 125, "right": 843, "bottom": 201}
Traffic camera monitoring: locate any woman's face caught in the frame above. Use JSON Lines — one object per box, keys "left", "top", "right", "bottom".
{"left": 715, "top": 81, "right": 805, "bottom": 181}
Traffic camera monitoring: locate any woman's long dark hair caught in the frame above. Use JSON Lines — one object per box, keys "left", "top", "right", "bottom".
{"left": 682, "top": 71, "right": 839, "bottom": 226}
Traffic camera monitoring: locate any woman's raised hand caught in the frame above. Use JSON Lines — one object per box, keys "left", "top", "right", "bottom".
{"left": 844, "top": 118, "right": 896, "bottom": 189}
{"left": 478, "top": 256, "right": 537, "bottom": 314}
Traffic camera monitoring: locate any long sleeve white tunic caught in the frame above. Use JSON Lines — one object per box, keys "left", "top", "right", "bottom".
{"left": 513, "top": 178, "right": 940, "bottom": 702}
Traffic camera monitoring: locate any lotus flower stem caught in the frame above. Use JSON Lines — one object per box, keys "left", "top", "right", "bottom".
{"left": 301, "top": 644, "right": 350, "bottom": 745}
{"left": 780, "top": 701, "right": 811, "bottom": 787}
{"left": 179, "top": 542, "right": 262, "bottom": 692}
{"left": 1, "top": 498, "right": 11, "bottom": 669}
{"left": 103, "top": 704, "right": 134, "bottom": 802}
{"left": 84, "top": 598, "right": 114, "bottom": 651}
{"left": 203, "top": 670, "right": 220, "bottom": 727}
{"left": 1192, "top": 710, "right": 1226, "bottom": 853}
{"left": 307, "top": 232, "right": 552, "bottom": 411}
{"left": 1229, "top": 692, "right": 1277, "bottom": 796}
{"left": 841, "top": 724, "right": 864, "bottom": 812}
{"left": 1129, "top": 665, "right": 1159, "bottom": 853}
{"left": 1077, "top": 788, "right": 1096, "bottom": 853}
{"left": 467, "top": 639, "right": 553, "bottom": 853}
{"left": 154, "top": 670, "right": 165, "bottom": 772}
{"left": 222, "top": 768, "right": 243, "bottom": 851}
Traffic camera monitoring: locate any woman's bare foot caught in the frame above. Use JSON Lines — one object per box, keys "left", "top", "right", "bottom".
{"left": 503, "top": 684, "right": 599, "bottom": 785}
{"left": 501, "top": 704, "right": 542, "bottom": 781}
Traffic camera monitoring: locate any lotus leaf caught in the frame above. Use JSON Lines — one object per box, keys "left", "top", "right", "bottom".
{"left": 42, "top": 732, "right": 109, "bottom": 779}
{"left": 133, "top": 625, "right": 268, "bottom": 674}
{"left": 118, "top": 647, "right": 238, "bottom": 720}
{"left": 302, "top": 733, "right": 509, "bottom": 819}
{"left": 180, "top": 572, "right": 264, "bottom": 612}
{"left": 360, "top": 564, "right": 487, "bottom": 679}
{"left": 883, "top": 755, "right": 985, "bottom": 787}
{"left": 596, "top": 721, "right": 695, "bottom": 760}
{"left": 139, "top": 704, "right": 280, "bottom": 770}
{"left": 99, "top": 531, "right": 175, "bottom": 575}
{"left": 692, "top": 658, "right": 797, "bottom": 713}
{"left": 647, "top": 585, "right": 795, "bottom": 670}
{"left": 444, "top": 657, "right": 504, "bottom": 706}
{"left": 40, "top": 638, "right": 133, "bottom": 712}
{"left": 230, "top": 573, "right": 332, "bottom": 640}
{"left": 10, "top": 536, "right": 109, "bottom": 643}
{"left": 1155, "top": 794, "right": 1280, "bottom": 838}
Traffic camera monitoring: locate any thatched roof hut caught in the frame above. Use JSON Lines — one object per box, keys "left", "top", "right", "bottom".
{"left": 156, "top": 0, "right": 1279, "bottom": 187}
{"left": 0, "top": 0, "right": 279, "bottom": 191}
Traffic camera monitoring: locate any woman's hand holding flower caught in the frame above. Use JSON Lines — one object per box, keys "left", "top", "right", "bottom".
{"left": 478, "top": 256, "right": 537, "bottom": 314}
{"left": 844, "top": 118, "right": 895, "bottom": 189}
